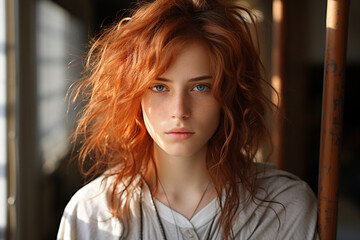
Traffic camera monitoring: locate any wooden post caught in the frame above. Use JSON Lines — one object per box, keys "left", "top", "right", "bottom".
{"left": 318, "top": 0, "right": 349, "bottom": 239}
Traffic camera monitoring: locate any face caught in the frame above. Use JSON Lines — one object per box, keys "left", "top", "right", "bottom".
{"left": 141, "top": 41, "right": 221, "bottom": 158}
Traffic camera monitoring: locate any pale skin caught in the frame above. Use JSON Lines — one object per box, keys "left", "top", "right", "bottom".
{"left": 141, "top": 41, "right": 220, "bottom": 220}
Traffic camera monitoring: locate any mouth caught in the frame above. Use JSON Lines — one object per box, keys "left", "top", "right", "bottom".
{"left": 165, "top": 128, "right": 195, "bottom": 140}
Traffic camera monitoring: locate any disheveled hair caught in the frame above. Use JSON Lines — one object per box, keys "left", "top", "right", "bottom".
{"left": 71, "top": 0, "right": 275, "bottom": 239}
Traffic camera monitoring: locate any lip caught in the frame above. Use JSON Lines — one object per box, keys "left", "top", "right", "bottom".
{"left": 165, "top": 128, "right": 195, "bottom": 140}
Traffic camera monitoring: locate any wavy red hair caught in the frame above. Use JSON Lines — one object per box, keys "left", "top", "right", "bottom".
{"left": 72, "top": 0, "right": 274, "bottom": 238}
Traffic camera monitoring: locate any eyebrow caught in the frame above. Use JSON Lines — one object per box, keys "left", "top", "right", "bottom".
{"left": 156, "top": 75, "right": 212, "bottom": 82}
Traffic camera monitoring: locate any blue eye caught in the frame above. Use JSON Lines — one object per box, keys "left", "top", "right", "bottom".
{"left": 193, "top": 84, "right": 209, "bottom": 92}
{"left": 150, "top": 85, "right": 167, "bottom": 92}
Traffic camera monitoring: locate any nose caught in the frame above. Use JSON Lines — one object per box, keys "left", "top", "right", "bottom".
{"left": 171, "top": 91, "right": 191, "bottom": 120}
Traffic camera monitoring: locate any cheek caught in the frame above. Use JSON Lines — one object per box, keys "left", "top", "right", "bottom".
{"left": 197, "top": 100, "right": 221, "bottom": 131}
{"left": 141, "top": 96, "right": 163, "bottom": 138}
{"left": 209, "top": 107, "right": 221, "bottom": 130}
{"left": 203, "top": 99, "right": 221, "bottom": 119}
{"left": 141, "top": 98, "right": 153, "bottom": 135}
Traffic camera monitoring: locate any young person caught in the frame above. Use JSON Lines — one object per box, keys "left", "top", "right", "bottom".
{"left": 57, "top": 0, "right": 318, "bottom": 239}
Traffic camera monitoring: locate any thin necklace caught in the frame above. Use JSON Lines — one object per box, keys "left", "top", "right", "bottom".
{"left": 189, "top": 181, "right": 211, "bottom": 220}
{"left": 140, "top": 181, "right": 168, "bottom": 240}
{"left": 139, "top": 180, "right": 215, "bottom": 240}
{"left": 158, "top": 179, "right": 180, "bottom": 240}
{"left": 159, "top": 179, "right": 211, "bottom": 238}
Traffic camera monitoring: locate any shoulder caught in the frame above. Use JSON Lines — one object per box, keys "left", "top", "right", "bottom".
{"left": 57, "top": 174, "right": 126, "bottom": 239}
{"left": 255, "top": 162, "right": 316, "bottom": 201}
{"left": 255, "top": 162, "right": 318, "bottom": 212}
{"left": 244, "top": 162, "right": 319, "bottom": 239}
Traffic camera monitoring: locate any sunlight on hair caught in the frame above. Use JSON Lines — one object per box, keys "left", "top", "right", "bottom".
{"left": 248, "top": 9, "right": 264, "bottom": 22}
{"left": 254, "top": 149, "right": 265, "bottom": 162}
{"left": 272, "top": 0, "right": 283, "bottom": 23}
{"left": 225, "top": 0, "right": 251, "bottom": 8}
{"left": 229, "top": 0, "right": 264, "bottom": 22}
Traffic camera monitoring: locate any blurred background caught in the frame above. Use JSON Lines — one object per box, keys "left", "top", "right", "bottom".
{"left": 0, "top": 0, "right": 359, "bottom": 239}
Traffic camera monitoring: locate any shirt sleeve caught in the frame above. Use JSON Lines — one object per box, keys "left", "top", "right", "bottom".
{"left": 56, "top": 176, "right": 123, "bottom": 240}
{"left": 272, "top": 176, "right": 318, "bottom": 239}
{"left": 252, "top": 164, "right": 319, "bottom": 240}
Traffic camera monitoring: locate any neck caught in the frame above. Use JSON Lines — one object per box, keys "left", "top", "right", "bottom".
{"left": 149, "top": 143, "right": 210, "bottom": 193}
{"left": 146, "top": 142, "right": 216, "bottom": 219}
{"left": 144, "top": 143, "right": 217, "bottom": 219}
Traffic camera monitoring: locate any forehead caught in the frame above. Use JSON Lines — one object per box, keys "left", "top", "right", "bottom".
{"left": 159, "top": 41, "right": 211, "bottom": 79}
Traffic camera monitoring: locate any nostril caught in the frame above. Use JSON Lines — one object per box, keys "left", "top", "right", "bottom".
{"left": 171, "top": 109, "right": 191, "bottom": 120}
{"left": 171, "top": 92, "right": 191, "bottom": 119}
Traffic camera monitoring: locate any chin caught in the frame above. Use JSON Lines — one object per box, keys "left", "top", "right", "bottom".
{"left": 162, "top": 144, "right": 206, "bottom": 158}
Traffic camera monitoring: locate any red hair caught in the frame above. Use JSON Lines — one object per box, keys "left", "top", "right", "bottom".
{"left": 72, "top": 0, "right": 274, "bottom": 238}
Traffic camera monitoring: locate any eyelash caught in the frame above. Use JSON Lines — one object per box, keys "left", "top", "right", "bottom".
{"left": 150, "top": 84, "right": 168, "bottom": 92}
{"left": 193, "top": 84, "right": 210, "bottom": 92}
{"left": 149, "top": 84, "right": 210, "bottom": 93}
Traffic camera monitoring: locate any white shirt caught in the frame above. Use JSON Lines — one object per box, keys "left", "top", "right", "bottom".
{"left": 57, "top": 163, "right": 319, "bottom": 239}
